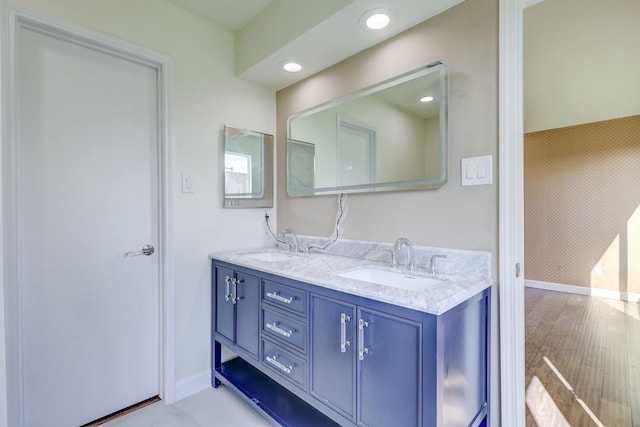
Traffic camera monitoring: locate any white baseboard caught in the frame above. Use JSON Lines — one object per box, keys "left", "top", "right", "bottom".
{"left": 525, "top": 279, "right": 640, "bottom": 302}
{"left": 174, "top": 370, "right": 212, "bottom": 402}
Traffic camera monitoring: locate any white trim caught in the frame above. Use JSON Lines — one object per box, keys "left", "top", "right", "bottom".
{"left": 1, "top": 3, "right": 175, "bottom": 425}
{"left": 525, "top": 279, "right": 640, "bottom": 303}
{"left": 0, "top": 3, "right": 8, "bottom": 419}
{"left": 0, "top": 1, "right": 6, "bottom": 422}
{"left": 498, "top": 1, "right": 525, "bottom": 427}
{"left": 155, "top": 22, "right": 176, "bottom": 407}
{"left": 174, "top": 370, "right": 212, "bottom": 402}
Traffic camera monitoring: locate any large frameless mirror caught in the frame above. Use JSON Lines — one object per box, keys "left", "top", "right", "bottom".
{"left": 223, "top": 125, "right": 273, "bottom": 208}
{"left": 287, "top": 61, "right": 448, "bottom": 196}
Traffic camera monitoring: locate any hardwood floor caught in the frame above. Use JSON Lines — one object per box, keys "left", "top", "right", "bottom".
{"left": 525, "top": 288, "right": 640, "bottom": 426}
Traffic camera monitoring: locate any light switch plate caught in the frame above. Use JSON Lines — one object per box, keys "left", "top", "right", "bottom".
{"left": 461, "top": 155, "right": 493, "bottom": 186}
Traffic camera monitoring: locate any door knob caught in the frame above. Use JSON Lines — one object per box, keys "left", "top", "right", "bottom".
{"left": 125, "top": 244, "right": 155, "bottom": 257}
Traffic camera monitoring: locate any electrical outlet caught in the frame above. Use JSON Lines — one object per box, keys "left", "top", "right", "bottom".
{"left": 181, "top": 173, "right": 194, "bottom": 193}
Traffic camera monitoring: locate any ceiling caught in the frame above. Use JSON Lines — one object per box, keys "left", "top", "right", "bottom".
{"left": 167, "top": 0, "right": 466, "bottom": 90}
{"left": 167, "top": 0, "right": 274, "bottom": 32}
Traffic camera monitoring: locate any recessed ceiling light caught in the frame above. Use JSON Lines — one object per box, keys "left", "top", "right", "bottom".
{"left": 366, "top": 13, "right": 390, "bottom": 29}
{"left": 281, "top": 61, "right": 302, "bottom": 73}
{"left": 420, "top": 96, "right": 434, "bottom": 103}
{"left": 360, "top": 8, "right": 394, "bottom": 30}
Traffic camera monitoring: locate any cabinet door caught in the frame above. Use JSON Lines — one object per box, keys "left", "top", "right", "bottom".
{"left": 310, "top": 295, "right": 356, "bottom": 420}
{"left": 358, "top": 308, "right": 421, "bottom": 427}
{"left": 234, "top": 271, "right": 260, "bottom": 358}
{"left": 215, "top": 266, "right": 235, "bottom": 343}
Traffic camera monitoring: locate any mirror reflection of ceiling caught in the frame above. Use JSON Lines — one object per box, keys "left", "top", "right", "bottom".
{"left": 375, "top": 72, "right": 441, "bottom": 119}
{"left": 166, "top": 0, "right": 466, "bottom": 90}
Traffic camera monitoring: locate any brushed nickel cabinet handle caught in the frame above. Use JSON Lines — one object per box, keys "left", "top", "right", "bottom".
{"left": 340, "top": 313, "right": 351, "bottom": 353}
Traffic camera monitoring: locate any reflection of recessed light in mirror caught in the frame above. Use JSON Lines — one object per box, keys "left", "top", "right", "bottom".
{"left": 281, "top": 61, "right": 302, "bottom": 73}
{"left": 360, "top": 8, "right": 394, "bottom": 30}
{"left": 420, "top": 96, "right": 434, "bottom": 103}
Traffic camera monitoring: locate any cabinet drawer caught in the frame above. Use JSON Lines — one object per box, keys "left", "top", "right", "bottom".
{"left": 262, "top": 280, "right": 306, "bottom": 315}
{"left": 262, "top": 308, "right": 307, "bottom": 353}
{"left": 262, "top": 339, "right": 307, "bottom": 390}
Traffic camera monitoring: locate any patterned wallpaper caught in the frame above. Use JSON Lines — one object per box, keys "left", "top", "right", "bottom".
{"left": 524, "top": 115, "right": 640, "bottom": 294}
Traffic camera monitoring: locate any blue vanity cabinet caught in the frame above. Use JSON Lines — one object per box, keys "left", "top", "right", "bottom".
{"left": 212, "top": 259, "right": 489, "bottom": 427}
{"left": 310, "top": 294, "right": 421, "bottom": 427}
{"left": 214, "top": 265, "right": 260, "bottom": 359}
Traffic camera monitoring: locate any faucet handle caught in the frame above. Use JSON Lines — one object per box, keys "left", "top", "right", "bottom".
{"left": 390, "top": 249, "right": 398, "bottom": 268}
{"left": 429, "top": 254, "right": 447, "bottom": 274}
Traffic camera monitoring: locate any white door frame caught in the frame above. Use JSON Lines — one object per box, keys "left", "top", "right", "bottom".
{"left": 498, "top": 0, "right": 525, "bottom": 426}
{"left": 0, "top": 4, "right": 175, "bottom": 426}
{"left": 336, "top": 114, "right": 377, "bottom": 186}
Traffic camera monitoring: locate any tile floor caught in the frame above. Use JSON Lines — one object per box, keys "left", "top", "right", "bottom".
{"left": 103, "top": 386, "right": 273, "bottom": 427}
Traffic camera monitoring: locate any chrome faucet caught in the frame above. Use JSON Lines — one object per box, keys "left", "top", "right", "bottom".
{"left": 429, "top": 254, "right": 447, "bottom": 274}
{"left": 279, "top": 229, "right": 298, "bottom": 253}
{"left": 391, "top": 237, "right": 415, "bottom": 272}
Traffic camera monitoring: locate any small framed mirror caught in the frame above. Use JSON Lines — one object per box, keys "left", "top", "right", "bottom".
{"left": 223, "top": 125, "right": 273, "bottom": 208}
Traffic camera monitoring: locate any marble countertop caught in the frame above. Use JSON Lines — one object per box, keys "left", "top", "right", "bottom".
{"left": 209, "top": 248, "right": 492, "bottom": 315}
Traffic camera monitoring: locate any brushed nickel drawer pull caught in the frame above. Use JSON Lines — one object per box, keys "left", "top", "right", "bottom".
{"left": 266, "top": 291, "right": 293, "bottom": 304}
{"left": 266, "top": 322, "right": 293, "bottom": 338}
{"left": 265, "top": 355, "right": 293, "bottom": 374}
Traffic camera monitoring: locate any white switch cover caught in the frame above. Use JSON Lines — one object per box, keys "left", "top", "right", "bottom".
{"left": 461, "top": 155, "right": 493, "bottom": 186}
{"left": 477, "top": 162, "right": 487, "bottom": 178}
{"left": 182, "top": 173, "right": 194, "bottom": 193}
{"left": 466, "top": 163, "right": 477, "bottom": 179}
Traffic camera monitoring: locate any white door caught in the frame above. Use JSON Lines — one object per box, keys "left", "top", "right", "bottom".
{"left": 18, "top": 25, "right": 160, "bottom": 427}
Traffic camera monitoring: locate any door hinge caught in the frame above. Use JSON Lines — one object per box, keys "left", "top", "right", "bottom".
{"left": 515, "top": 263, "right": 521, "bottom": 278}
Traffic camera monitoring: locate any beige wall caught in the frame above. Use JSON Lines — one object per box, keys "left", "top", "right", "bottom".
{"left": 276, "top": 0, "right": 498, "bottom": 257}
{"left": 524, "top": 115, "right": 640, "bottom": 294}
{"left": 1, "top": 0, "right": 276, "bottom": 412}
{"left": 277, "top": 6, "right": 500, "bottom": 419}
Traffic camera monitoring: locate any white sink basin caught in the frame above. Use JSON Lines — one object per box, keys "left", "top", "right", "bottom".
{"left": 335, "top": 266, "right": 447, "bottom": 291}
{"left": 239, "top": 250, "right": 300, "bottom": 262}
